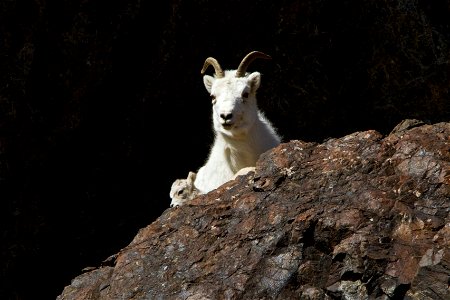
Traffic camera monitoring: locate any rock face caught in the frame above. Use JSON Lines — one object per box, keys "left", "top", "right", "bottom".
{"left": 57, "top": 121, "right": 450, "bottom": 299}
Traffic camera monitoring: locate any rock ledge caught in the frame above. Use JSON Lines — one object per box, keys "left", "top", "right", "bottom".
{"left": 58, "top": 121, "right": 450, "bottom": 299}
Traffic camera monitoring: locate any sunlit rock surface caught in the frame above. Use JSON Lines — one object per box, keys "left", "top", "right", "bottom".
{"left": 58, "top": 121, "right": 450, "bottom": 299}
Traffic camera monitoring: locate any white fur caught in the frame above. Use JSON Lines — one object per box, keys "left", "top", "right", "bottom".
{"left": 169, "top": 172, "right": 199, "bottom": 207}
{"left": 194, "top": 69, "right": 281, "bottom": 194}
{"left": 232, "top": 166, "right": 256, "bottom": 180}
{"left": 169, "top": 166, "right": 256, "bottom": 207}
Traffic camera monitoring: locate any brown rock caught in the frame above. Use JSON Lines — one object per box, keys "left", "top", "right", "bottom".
{"left": 57, "top": 121, "right": 450, "bottom": 299}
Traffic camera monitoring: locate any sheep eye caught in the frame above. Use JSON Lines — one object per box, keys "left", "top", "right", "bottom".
{"left": 211, "top": 95, "right": 216, "bottom": 104}
{"left": 177, "top": 189, "right": 184, "bottom": 195}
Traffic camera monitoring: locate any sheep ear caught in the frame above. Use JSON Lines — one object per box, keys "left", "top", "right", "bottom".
{"left": 203, "top": 75, "right": 215, "bottom": 93}
{"left": 247, "top": 72, "right": 261, "bottom": 93}
{"left": 187, "top": 171, "right": 196, "bottom": 183}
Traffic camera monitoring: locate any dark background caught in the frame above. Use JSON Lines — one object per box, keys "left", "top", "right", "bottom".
{"left": 1, "top": 0, "right": 449, "bottom": 299}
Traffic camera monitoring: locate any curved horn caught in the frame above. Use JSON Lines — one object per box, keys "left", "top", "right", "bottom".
{"left": 201, "top": 57, "right": 225, "bottom": 78}
{"left": 235, "top": 51, "right": 272, "bottom": 78}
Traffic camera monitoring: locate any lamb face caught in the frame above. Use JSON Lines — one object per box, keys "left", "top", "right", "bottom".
{"left": 169, "top": 172, "right": 199, "bottom": 207}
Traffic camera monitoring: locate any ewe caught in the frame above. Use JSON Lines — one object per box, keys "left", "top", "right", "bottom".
{"left": 194, "top": 51, "right": 281, "bottom": 193}
{"left": 170, "top": 51, "right": 281, "bottom": 206}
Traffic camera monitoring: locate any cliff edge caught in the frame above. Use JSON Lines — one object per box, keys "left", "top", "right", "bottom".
{"left": 57, "top": 120, "right": 450, "bottom": 299}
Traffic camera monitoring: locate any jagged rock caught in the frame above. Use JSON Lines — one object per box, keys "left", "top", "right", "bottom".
{"left": 58, "top": 121, "right": 450, "bottom": 299}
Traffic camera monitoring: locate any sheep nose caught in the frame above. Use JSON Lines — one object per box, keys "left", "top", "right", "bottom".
{"left": 220, "top": 113, "right": 233, "bottom": 121}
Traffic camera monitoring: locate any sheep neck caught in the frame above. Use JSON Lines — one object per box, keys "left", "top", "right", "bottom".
{"left": 216, "top": 118, "right": 270, "bottom": 172}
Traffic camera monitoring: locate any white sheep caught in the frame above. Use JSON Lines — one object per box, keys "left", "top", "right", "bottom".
{"left": 169, "top": 167, "right": 256, "bottom": 207}
{"left": 193, "top": 51, "right": 281, "bottom": 194}
{"left": 169, "top": 171, "right": 199, "bottom": 207}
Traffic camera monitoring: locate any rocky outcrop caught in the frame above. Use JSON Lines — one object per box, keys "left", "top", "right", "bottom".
{"left": 57, "top": 120, "right": 450, "bottom": 299}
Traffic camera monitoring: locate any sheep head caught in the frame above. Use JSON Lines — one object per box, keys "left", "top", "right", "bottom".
{"left": 169, "top": 171, "right": 199, "bottom": 207}
{"left": 201, "top": 51, "right": 271, "bottom": 138}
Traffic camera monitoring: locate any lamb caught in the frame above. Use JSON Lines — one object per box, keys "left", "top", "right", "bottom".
{"left": 169, "top": 171, "right": 199, "bottom": 207}
{"left": 193, "top": 51, "right": 281, "bottom": 194}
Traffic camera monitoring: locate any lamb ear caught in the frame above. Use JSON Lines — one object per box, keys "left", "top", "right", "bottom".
{"left": 247, "top": 72, "right": 261, "bottom": 93}
{"left": 203, "top": 75, "right": 215, "bottom": 94}
{"left": 187, "top": 171, "right": 196, "bottom": 183}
